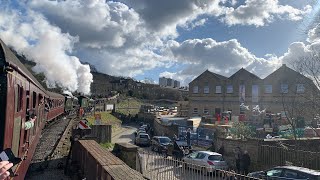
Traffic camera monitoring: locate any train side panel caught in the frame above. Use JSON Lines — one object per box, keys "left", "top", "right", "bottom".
{"left": 3, "top": 70, "right": 47, "bottom": 179}
{"left": 46, "top": 92, "right": 65, "bottom": 122}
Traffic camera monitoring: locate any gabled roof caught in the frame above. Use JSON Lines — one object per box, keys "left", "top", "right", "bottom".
{"left": 192, "top": 69, "right": 227, "bottom": 82}
{"left": 264, "top": 64, "right": 312, "bottom": 83}
{"left": 229, "top": 68, "right": 260, "bottom": 80}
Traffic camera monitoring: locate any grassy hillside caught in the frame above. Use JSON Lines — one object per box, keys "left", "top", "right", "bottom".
{"left": 115, "top": 97, "right": 143, "bottom": 116}
{"left": 86, "top": 111, "right": 121, "bottom": 126}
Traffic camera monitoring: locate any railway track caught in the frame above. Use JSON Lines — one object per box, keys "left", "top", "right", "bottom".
{"left": 26, "top": 114, "right": 79, "bottom": 178}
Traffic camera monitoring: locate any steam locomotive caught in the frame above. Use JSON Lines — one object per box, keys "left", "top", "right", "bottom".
{"left": 0, "top": 39, "right": 97, "bottom": 179}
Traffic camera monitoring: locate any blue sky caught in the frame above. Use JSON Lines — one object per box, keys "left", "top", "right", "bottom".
{"left": 1, "top": 0, "right": 320, "bottom": 93}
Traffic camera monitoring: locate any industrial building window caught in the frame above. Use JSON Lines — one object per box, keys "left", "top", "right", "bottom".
{"left": 203, "top": 83, "right": 209, "bottom": 94}
{"left": 193, "top": 108, "right": 198, "bottom": 113}
{"left": 193, "top": 86, "right": 199, "bottom": 93}
{"left": 296, "top": 84, "right": 304, "bottom": 93}
{"left": 264, "top": 85, "right": 272, "bottom": 93}
{"left": 280, "top": 84, "right": 288, "bottom": 93}
{"left": 215, "top": 86, "right": 222, "bottom": 94}
{"left": 203, "top": 108, "right": 209, "bottom": 114}
{"left": 226, "top": 85, "right": 233, "bottom": 93}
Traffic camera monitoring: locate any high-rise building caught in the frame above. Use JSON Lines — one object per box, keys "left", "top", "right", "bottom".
{"left": 159, "top": 77, "right": 167, "bottom": 87}
{"left": 159, "top": 77, "right": 180, "bottom": 88}
{"left": 174, "top": 80, "right": 180, "bottom": 88}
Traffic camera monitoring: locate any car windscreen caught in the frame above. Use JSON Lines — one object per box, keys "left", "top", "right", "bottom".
{"left": 159, "top": 137, "right": 171, "bottom": 143}
{"left": 140, "top": 134, "right": 149, "bottom": 139}
{"left": 208, "top": 155, "right": 223, "bottom": 161}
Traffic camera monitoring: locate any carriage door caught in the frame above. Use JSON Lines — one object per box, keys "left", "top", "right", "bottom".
{"left": 21, "top": 90, "right": 30, "bottom": 156}
{"left": 12, "top": 84, "right": 23, "bottom": 157}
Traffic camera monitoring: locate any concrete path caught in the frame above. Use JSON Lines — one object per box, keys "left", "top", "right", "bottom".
{"left": 112, "top": 124, "right": 137, "bottom": 144}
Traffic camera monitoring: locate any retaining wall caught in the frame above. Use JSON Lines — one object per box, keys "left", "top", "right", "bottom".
{"left": 72, "top": 140, "right": 145, "bottom": 180}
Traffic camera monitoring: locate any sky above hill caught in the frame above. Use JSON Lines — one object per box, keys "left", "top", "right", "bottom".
{"left": 1, "top": 0, "right": 320, "bottom": 94}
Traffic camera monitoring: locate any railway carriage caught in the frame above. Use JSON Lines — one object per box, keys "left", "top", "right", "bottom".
{"left": 0, "top": 39, "right": 69, "bottom": 179}
{"left": 46, "top": 91, "right": 65, "bottom": 122}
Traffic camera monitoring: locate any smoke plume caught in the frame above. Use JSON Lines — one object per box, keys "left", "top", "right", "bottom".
{"left": 0, "top": 4, "right": 93, "bottom": 94}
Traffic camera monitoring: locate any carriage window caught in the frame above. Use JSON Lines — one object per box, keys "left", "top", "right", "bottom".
{"left": 26, "top": 91, "right": 30, "bottom": 111}
{"left": 14, "top": 85, "right": 24, "bottom": 112}
{"left": 38, "top": 94, "right": 43, "bottom": 105}
{"left": 32, "top": 92, "right": 37, "bottom": 108}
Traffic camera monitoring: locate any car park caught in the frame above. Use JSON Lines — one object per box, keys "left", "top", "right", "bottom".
{"left": 135, "top": 133, "right": 151, "bottom": 146}
{"left": 151, "top": 136, "right": 172, "bottom": 153}
{"left": 182, "top": 151, "right": 228, "bottom": 174}
{"left": 248, "top": 166, "right": 320, "bottom": 180}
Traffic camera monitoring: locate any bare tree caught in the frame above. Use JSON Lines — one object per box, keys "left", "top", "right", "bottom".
{"left": 281, "top": 52, "right": 320, "bottom": 139}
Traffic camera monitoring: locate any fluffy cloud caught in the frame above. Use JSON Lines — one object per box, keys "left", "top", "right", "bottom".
{"left": 164, "top": 38, "right": 280, "bottom": 84}
{"left": 26, "top": 0, "right": 169, "bottom": 78}
{"left": 223, "top": 0, "right": 312, "bottom": 26}
{"left": 117, "top": 0, "right": 232, "bottom": 37}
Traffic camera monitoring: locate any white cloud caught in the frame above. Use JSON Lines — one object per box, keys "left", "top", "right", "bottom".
{"left": 222, "top": 0, "right": 312, "bottom": 26}
{"left": 164, "top": 38, "right": 280, "bottom": 85}
{"left": 182, "top": 18, "right": 208, "bottom": 30}
{"left": 307, "top": 25, "right": 320, "bottom": 43}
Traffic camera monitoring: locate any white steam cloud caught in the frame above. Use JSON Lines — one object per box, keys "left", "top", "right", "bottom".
{"left": 0, "top": 4, "right": 92, "bottom": 94}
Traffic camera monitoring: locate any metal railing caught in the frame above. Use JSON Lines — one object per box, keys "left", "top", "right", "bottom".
{"left": 137, "top": 149, "right": 260, "bottom": 180}
{"left": 259, "top": 145, "right": 320, "bottom": 170}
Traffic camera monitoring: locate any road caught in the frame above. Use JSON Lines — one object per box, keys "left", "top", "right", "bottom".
{"left": 113, "top": 125, "right": 229, "bottom": 180}
{"left": 112, "top": 125, "right": 137, "bottom": 144}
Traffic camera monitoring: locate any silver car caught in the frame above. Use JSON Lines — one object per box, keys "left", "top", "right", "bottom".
{"left": 135, "top": 133, "right": 150, "bottom": 146}
{"left": 182, "top": 151, "right": 228, "bottom": 173}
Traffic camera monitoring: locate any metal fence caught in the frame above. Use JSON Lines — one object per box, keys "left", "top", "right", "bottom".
{"left": 259, "top": 145, "right": 320, "bottom": 170}
{"left": 177, "top": 126, "right": 214, "bottom": 148}
{"left": 137, "top": 150, "right": 259, "bottom": 180}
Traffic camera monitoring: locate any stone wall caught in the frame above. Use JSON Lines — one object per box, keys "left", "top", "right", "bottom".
{"left": 71, "top": 140, "right": 145, "bottom": 180}
{"left": 215, "top": 138, "right": 260, "bottom": 171}
{"left": 137, "top": 112, "right": 156, "bottom": 127}
{"left": 113, "top": 143, "right": 139, "bottom": 170}
{"left": 153, "top": 118, "right": 179, "bottom": 138}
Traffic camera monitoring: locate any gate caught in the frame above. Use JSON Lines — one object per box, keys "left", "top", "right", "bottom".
{"left": 137, "top": 149, "right": 258, "bottom": 180}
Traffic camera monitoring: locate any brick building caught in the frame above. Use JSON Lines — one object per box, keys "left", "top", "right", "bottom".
{"left": 188, "top": 64, "right": 319, "bottom": 125}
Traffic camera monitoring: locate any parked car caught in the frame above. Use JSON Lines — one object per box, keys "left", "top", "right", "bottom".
{"left": 135, "top": 133, "right": 150, "bottom": 146}
{"left": 248, "top": 166, "right": 320, "bottom": 180}
{"left": 165, "top": 140, "right": 193, "bottom": 159}
{"left": 141, "top": 124, "right": 149, "bottom": 131}
{"left": 182, "top": 151, "right": 228, "bottom": 174}
{"left": 135, "top": 128, "right": 147, "bottom": 136}
{"left": 151, "top": 136, "right": 172, "bottom": 153}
